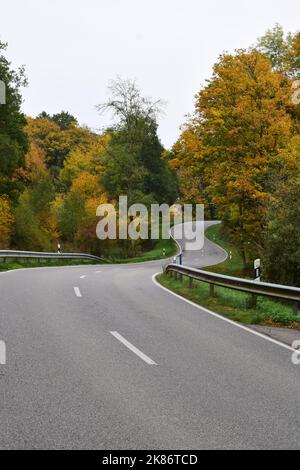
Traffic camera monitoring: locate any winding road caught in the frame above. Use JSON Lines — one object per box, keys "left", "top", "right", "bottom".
{"left": 0, "top": 221, "right": 299, "bottom": 449}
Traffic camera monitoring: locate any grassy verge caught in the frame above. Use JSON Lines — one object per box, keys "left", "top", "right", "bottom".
{"left": 204, "top": 223, "right": 251, "bottom": 277}
{"left": 157, "top": 273, "right": 300, "bottom": 329}
{"left": 0, "top": 258, "right": 100, "bottom": 272}
{"left": 0, "top": 237, "right": 177, "bottom": 271}
{"left": 107, "top": 238, "right": 177, "bottom": 264}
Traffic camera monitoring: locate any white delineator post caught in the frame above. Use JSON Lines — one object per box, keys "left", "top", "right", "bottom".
{"left": 254, "top": 259, "right": 261, "bottom": 282}
{"left": 0, "top": 341, "right": 6, "bottom": 365}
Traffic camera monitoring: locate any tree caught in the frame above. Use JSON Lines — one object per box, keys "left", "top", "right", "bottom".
{"left": 166, "top": 121, "right": 212, "bottom": 213}
{"left": 257, "top": 24, "right": 300, "bottom": 77}
{"left": 100, "top": 139, "right": 148, "bottom": 205}
{"left": 26, "top": 116, "right": 97, "bottom": 174}
{"left": 13, "top": 165, "right": 58, "bottom": 251}
{"left": 290, "top": 32, "right": 300, "bottom": 76}
{"left": 98, "top": 78, "right": 178, "bottom": 204}
{"left": 169, "top": 50, "right": 293, "bottom": 267}
{"left": 37, "top": 111, "right": 51, "bottom": 120}
{"left": 0, "top": 41, "right": 28, "bottom": 200}
{"left": 59, "top": 133, "right": 108, "bottom": 189}
{"left": 198, "top": 50, "right": 293, "bottom": 266}
{"left": 262, "top": 136, "right": 300, "bottom": 285}
{"left": 37, "top": 111, "right": 78, "bottom": 130}
{"left": 51, "top": 111, "right": 78, "bottom": 130}
{"left": 257, "top": 24, "right": 292, "bottom": 72}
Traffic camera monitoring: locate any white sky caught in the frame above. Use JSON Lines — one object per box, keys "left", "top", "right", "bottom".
{"left": 0, "top": 0, "right": 299, "bottom": 148}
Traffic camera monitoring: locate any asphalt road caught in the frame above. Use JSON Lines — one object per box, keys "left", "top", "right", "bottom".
{"left": 0, "top": 221, "right": 299, "bottom": 450}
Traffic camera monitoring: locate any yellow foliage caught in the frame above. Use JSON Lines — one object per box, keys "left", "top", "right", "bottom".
{"left": 0, "top": 196, "right": 14, "bottom": 248}
{"left": 71, "top": 173, "right": 101, "bottom": 198}
{"left": 60, "top": 134, "right": 110, "bottom": 184}
{"left": 85, "top": 194, "right": 108, "bottom": 217}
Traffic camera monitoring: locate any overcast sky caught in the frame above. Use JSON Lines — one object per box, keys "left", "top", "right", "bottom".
{"left": 1, "top": 0, "right": 299, "bottom": 148}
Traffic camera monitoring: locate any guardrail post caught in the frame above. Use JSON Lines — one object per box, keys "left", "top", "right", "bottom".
{"left": 179, "top": 273, "right": 183, "bottom": 282}
{"left": 293, "top": 301, "right": 300, "bottom": 315}
{"left": 209, "top": 284, "right": 215, "bottom": 297}
{"left": 247, "top": 294, "right": 257, "bottom": 309}
{"left": 189, "top": 277, "right": 193, "bottom": 289}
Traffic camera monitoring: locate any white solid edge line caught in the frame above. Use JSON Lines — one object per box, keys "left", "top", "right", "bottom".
{"left": 110, "top": 331, "right": 157, "bottom": 365}
{"left": 74, "top": 286, "right": 82, "bottom": 297}
{"left": 0, "top": 264, "right": 102, "bottom": 275}
{"left": 152, "top": 273, "right": 297, "bottom": 354}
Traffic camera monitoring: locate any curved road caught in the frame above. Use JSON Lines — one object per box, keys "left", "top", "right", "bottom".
{"left": 0, "top": 222, "right": 299, "bottom": 449}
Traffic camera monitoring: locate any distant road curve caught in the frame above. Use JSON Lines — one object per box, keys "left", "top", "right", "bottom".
{"left": 171, "top": 220, "right": 228, "bottom": 268}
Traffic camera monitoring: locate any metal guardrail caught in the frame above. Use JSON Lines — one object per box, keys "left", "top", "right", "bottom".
{"left": 0, "top": 250, "right": 103, "bottom": 263}
{"left": 165, "top": 264, "right": 300, "bottom": 310}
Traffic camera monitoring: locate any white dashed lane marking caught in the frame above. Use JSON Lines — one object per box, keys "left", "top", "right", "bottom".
{"left": 74, "top": 287, "right": 82, "bottom": 297}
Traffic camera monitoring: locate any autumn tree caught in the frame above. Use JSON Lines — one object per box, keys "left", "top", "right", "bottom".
{"left": 197, "top": 50, "right": 293, "bottom": 266}
{"left": 168, "top": 48, "right": 294, "bottom": 267}
{"left": 26, "top": 115, "right": 94, "bottom": 174}
{"left": 262, "top": 136, "right": 300, "bottom": 285}
{"left": 0, "top": 195, "right": 14, "bottom": 248}
{"left": 166, "top": 120, "right": 214, "bottom": 215}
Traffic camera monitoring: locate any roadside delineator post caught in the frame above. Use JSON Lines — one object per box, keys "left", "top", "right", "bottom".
{"left": 248, "top": 259, "right": 261, "bottom": 309}
{"left": 0, "top": 341, "right": 6, "bottom": 365}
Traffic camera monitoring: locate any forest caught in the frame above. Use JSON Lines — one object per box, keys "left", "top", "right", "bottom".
{"left": 1, "top": 25, "right": 300, "bottom": 284}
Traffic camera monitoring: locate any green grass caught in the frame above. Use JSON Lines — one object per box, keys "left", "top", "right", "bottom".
{"left": 0, "top": 258, "right": 100, "bottom": 272}
{"left": 204, "top": 223, "right": 251, "bottom": 277}
{"left": 157, "top": 273, "right": 300, "bottom": 329}
{"left": 106, "top": 238, "right": 177, "bottom": 264}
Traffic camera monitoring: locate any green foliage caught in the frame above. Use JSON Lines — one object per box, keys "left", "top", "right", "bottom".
{"left": 98, "top": 78, "right": 178, "bottom": 205}
{"left": 257, "top": 24, "right": 300, "bottom": 77}
{"left": 257, "top": 24, "right": 292, "bottom": 72}
{"left": 0, "top": 41, "right": 28, "bottom": 199}
{"left": 56, "top": 193, "right": 86, "bottom": 242}
{"left": 38, "top": 111, "right": 78, "bottom": 130}
{"left": 14, "top": 191, "right": 53, "bottom": 251}
{"left": 51, "top": 111, "right": 78, "bottom": 130}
